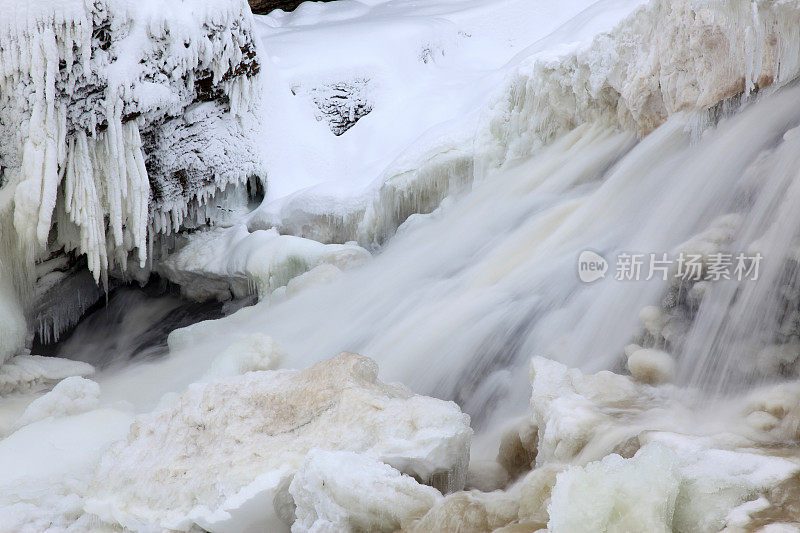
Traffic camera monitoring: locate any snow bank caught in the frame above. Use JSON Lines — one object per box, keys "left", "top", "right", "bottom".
{"left": 0, "top": 408, "right": 133, "bottom": 533}
{"left": 479, "top": 0, "right": 800, "bottom": 171}
{"left": 85, "top": 353, "right": 472, "bottom": 532}
{"left": 12, "top": 376, "right": 100, "bottom": 430}
{"left": 159, "top": 225, "right": 371, "bottom": 300}
{"left": 289, "top": 449, "right": 442, "bottom": 533}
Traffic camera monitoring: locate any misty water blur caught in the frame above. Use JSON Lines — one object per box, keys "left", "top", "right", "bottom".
{"left": 78, "top": 85, "right": 800, "bottom": 437}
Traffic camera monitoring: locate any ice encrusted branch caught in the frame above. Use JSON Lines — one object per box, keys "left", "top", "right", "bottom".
{"left": 0, "top": 0, "right": 264, "bottom": 284}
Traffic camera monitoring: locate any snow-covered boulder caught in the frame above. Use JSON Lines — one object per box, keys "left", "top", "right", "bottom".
{"left": 289, "top": 449, "right": 442, "bottom": 533}
{"left": 12, "top": 376, "right": 100, "bottom": 431}
{"left": 85, "top": 353, "right": 472, "bottom": 532}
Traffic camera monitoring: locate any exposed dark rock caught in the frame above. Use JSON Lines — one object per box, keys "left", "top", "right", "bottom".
{"left": 249, "top": 0, "right": 337, "bottom": 15}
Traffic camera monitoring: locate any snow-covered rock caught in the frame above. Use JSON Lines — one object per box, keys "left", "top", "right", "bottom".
{"left": 12, "top": 376, "right": 100, "bottom": 431}
{"left": 627, "top": 348, "right": 675, "bottom": 384}
{"left": 201, "top": 333, "right": 286, "bottom": 381}
{"left": 85, "top": 353, "right": 472, "bottom": 532}
{"left": 289, "top": 449, "right": 442, "bottom": 533}
{"left": 0, "top": 355, "right": 94, "bottom": 396}
{"left": 159, "top": 225, "right": 371, "bottom": 300}
{"left": 0, "top": 0, "right": 264, "bottom": 344}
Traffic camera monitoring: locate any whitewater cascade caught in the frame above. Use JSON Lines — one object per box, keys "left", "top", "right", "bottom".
{"left": 5, "top": 0, "right": 800, "bottom": 531}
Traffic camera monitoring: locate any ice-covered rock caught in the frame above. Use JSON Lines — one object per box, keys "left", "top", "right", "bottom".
{"left": 627, "top": 348, "right": 675, "bottom": 384}
{"left": 85, "top": 353, "right": 472, "bottom": 532}
{"left": 159, "top": 225, "right": 371, "bottom": 301}
{"left": 0, "top": 0, "right": 264, "bottom": 346}
{"left": 12, "top": 376, "right": 100, "bottom": 431}
{"left": 528, "top": 356, "right": 643, "bottom": 464}
{"left": 289, "top": 449, "right": 442, "bottom": 533}
{"left": 0, "top": 0, "right": 263, "bottom": 277}
{"left": 201, "top": 333, "right": 286, "bottom": 381}
{"left": 401, "top": 489, "right": 519, "bottom": 533}
{"left": 0, "top": 355, "right": 94, "bottom": 396}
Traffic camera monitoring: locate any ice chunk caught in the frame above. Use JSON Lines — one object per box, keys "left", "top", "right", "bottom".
{"left": 85, "top": 353, "right": 472, "bottom": 532}
{"left": 290, "top": 449, "right": 441, "bottom": 533}
{"left": 548, "top": 443, "right": 681, "bottom": 532}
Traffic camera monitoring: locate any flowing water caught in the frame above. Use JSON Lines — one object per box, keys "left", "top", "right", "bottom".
{"left": 78, "top": 84, "right": 800, "bottom": 439}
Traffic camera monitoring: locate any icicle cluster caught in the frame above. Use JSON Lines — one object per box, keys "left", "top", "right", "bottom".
{"left": 0, "top": 0, "right": 263, "bottom": 284}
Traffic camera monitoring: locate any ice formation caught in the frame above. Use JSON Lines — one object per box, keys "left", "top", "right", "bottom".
{"left": 479, "top": 0, "right": 800, "bottom": 171}
{"left": 289, "top": 449, "right": 442, "bottom": 533}
{"left": 85, "top": 353, "right": 472, "bottom": 532}
{"left": 0, "top": 0, "right": 264, "bottom": 344}
{"left": 548, "top": 443, "right": 681, "bottom": 532}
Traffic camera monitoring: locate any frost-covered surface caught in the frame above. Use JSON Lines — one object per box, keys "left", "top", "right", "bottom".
{"left": 85, "top": 353, "right": 472, "bottom": 532}
{"left": 159, "top": 224, "right": 371, "bottom": 300}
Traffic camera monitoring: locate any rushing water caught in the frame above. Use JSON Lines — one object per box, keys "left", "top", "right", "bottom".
{"left": 79, "top": 85, "right": 800, "bottom": 439}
